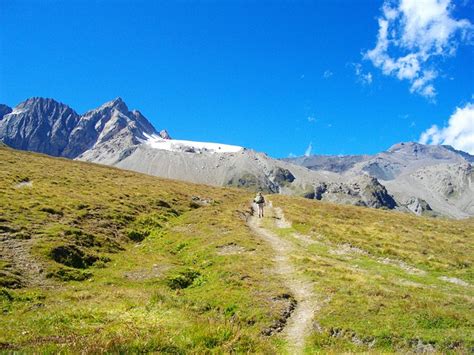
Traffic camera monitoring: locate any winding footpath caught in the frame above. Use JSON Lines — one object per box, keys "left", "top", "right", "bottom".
{"left": 247, "top": 205, "right": 319, "bottom": 354}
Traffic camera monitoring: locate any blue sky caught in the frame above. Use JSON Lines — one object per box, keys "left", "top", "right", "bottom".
{"left": 1, "top": 0, "right": 473, "bottom": 157}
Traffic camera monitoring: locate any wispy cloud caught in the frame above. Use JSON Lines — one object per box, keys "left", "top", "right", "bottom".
{"left": 419, "top": 102, "right": 474, "bottom": 154}
{"left": 304, "top": 142, "right": 313, "bottom": 156}
{"left": 307, "top": 116, "right": 316, "bottom": 123}
{"left": 365, "top": 0, "right": 472, "bottom": 100}
{"left": 353, "top": 63, "right": 373, "bottom": 85}
{"left": 323, "top": 70, "right": 333, "bottom": 79}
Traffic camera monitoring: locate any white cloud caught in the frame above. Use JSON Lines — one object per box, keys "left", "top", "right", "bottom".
{"left": 419, "top": 102, "right": 474, "bottom": 153}
{"left": 410, "top": 70, "right": 438, "bottom": 98}
{"left": 307, "top": 116, "right": 316, "bottom": 123}
{"left": 353, "top": 63, "right": 373, "bottom": 85}
{"left": 364, "top": 72, "right": 373, "bottom": 85}
{"left": 365, "top": 0, "right": 472, "bottom": 99}
{"left": 304, "top": 142, "right": 313, "bottom": 156}
{"left": 323, "top": 70, "right": 333, "bottom": 79}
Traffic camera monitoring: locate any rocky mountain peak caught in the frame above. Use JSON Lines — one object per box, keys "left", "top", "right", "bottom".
{"left": 0, "top": 97, "right": 163, "bottom": 160}
{"left": 0, "top": 97, "right": 80, "bottom": 157}
{"left": 98, "top": 97, "right": 128, "bottom": 112}
{"left": 386, "top": 141, "right": 471, "bottom": 161}
{"left": 16, "top": 97, "right": 70, "bottom": 112}
{"left": 385, "top": 141, "right": 447, "bottom": 158}
{"left": 387, "top": 141, "right": 424, "bottom": 153}
{"left": 61, "top": 98, "right": 158, "bottom": 159}
{"left": 0, "top": 104, "right": 12, "bottom": 120}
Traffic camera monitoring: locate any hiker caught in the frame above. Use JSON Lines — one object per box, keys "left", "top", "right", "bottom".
{"left": 254, "top": 192, "right": 265, "bottom": 218}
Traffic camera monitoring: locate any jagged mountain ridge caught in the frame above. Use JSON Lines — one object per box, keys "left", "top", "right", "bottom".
{"left": 0, "top": 97, "right": 167, "bottom": 159}
{"left": 1, "top": 97, "right": 472, "bottom": 218}
{"left": 286, "top": 142, "right": 474, "bottom": 218}
{"left": 284, "top": 142, "right": 474, "bottom": 178}
{"left": 0, "top": 97, "right": 399, "bottom": 213}
{"left": 0, "top": 98, "right": 80, "bottom": 157}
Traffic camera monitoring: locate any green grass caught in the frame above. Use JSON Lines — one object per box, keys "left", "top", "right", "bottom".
{"left": 269, "top": 195, "right": 474, "bottom": 352}
{"left": 1, "top": 146, "right": 473, "bottom": 353}
{"left": 0, "top": 147, "right": 286, "bottom": 353}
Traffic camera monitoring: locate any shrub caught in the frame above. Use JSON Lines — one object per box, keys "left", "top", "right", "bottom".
{"left": 166, "top": 269, "right": 201, "bottom": 290}
{"left": 0, "top": 271, "right": 23, "bottom": 289}
{"left": 127, "top": 230, "right": 150, "bottom": 242}
{"left": 49, "top": 245, "right": 99, "bottom": 268}
{"left": 46, "top": 267, "right": 92, "bottom": 281}
{"left": 40, "top": 207, "right": 64, "bottom": 216}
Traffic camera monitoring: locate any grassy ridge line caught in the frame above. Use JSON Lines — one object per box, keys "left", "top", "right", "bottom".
{"left": 270, "top": 195, "right": 474, "bottom": 352}
{"left": 0, "top": 147, "right": 288, "bottom": 352}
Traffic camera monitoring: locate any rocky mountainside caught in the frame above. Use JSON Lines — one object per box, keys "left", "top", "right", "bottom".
{"left": 285, "top": 142, "right": 473, "bottom": 178}
{"left": 0, "top": 97, "right": 164, "bottom": 159}
{"left": 80, "top": 130, "right": 396, "bottom": 211}
{"left": 1, "top": 97, "right": 472, "bottom": 218}
{"left": 65, "top": 98, "right": 159, "bottom": 160}
{"left": 0, "top": 104, "right": 12, "bottom": 119}
{"left": 287, "top": 142, "right": 474, "bottom": 218}
{"left": 0, "top": 98, "right": 80, "bottom": 157}
{"left": 283, "top": 154, "right": 370, "bottom": 173}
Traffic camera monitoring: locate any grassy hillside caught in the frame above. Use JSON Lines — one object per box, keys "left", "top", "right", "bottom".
{"left": 0, "top": 147, "right": 285, "bottom": 352}
{"left": 1, "top": 146, "right": 473, "bottom": 353}
{"left": 270, "top": 195, "right": 474, "bottom": 352}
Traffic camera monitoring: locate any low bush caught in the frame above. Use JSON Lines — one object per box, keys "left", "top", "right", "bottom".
{"left": 166, "top": 269, "right": 201, "bottom": 289}
{"left": 47, "top": 267, "right": 92, "bottom": 281}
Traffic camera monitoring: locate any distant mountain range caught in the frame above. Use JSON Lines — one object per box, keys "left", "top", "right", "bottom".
{"left": 1, "top": 97, "right": 473, "bottom": 218}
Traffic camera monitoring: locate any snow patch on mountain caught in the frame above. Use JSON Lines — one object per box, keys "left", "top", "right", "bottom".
{"left": 8, "top": 108, "right": 27, "bottom": 116}
{"left": 144, "top": 133, "right": 243, "bottom": 154}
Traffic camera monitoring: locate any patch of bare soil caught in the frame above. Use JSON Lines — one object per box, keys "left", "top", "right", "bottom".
{"left": 0, "top": 235, "right": 49, "bottom": 288}
{"left": 216, "top": 243, "right": 248, "bottom": 255}
{"left": 123, "top": 264, "right": 170, "bottom": 281}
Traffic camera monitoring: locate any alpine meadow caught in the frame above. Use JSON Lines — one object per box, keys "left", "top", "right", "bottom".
{"left": 1, "top": 0, "right": 474, "bottom": 353}
{"left": 1, "top": 146, "right": 473, "bottom": 353}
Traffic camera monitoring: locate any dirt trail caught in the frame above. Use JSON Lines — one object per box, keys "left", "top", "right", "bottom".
{"left": 0, "top": 236, "right": 48, "bottom": 287}
{"left": 247, "top": 204, "right": 319, "bottom": 354}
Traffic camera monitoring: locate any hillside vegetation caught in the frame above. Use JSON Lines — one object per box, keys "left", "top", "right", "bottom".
{"left": 0, "top": 146, "right": 473, "bottom": 353}
{"left": 270, "top": 195, "right": 474, "bottom": 352}
{"left": 0, "top": 147, "right": 283, "bottom": 352}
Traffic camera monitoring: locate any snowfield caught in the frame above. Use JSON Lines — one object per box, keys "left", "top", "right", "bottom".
{"left": 144, "top": 133, "right": 243, "bottom": 154}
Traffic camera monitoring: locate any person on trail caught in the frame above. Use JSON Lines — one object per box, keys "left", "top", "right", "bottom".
{"left": 254, "top": 192, "right": 265, "bottom": 218}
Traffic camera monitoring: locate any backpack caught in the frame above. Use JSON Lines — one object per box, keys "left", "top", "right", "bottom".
{"left": 254, "top": 195, "right": 264, "bottom": 204}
